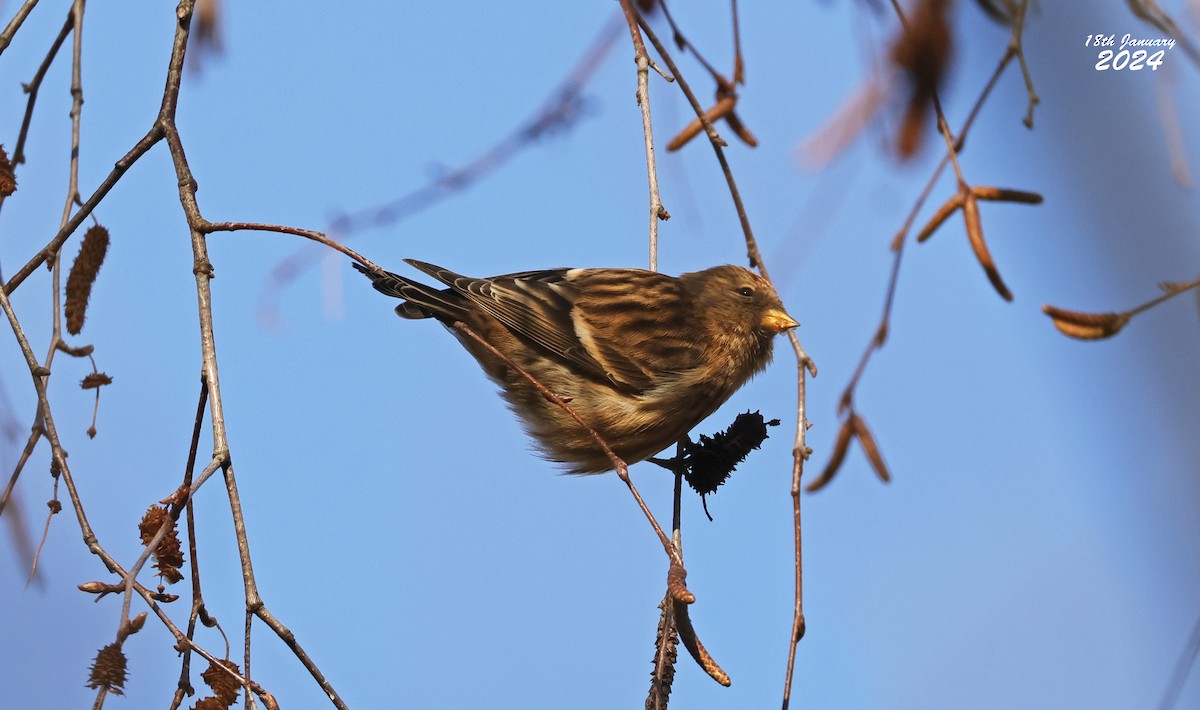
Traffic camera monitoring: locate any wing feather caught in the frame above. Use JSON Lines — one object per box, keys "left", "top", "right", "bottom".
{"left": 400, "top": 261, "right": 706, "bottom": 392}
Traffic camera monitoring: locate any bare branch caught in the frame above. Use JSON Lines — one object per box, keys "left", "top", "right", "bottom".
{"left": 618, "top": 0, "right": 672, "bottom": 271}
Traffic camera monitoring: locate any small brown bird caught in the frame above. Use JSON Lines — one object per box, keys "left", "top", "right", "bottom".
{"left": 354, "top": 260, "right": 798, "bottom": 474}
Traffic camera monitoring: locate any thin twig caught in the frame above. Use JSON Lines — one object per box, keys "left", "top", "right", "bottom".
{"left": 0, "top": 228, "right": 115, "bottom": 587}
{"left": 203, "top": 220, "right": 376, "bottom": 269}
{"left": 647, "top": 442, "right": 688, "bottom": 708}
{"left": 840, "top": 1, "right": 1032, "bottom": 415}
{"left": 1008, "top": 0, "right": 1038, "bottom": 127}
{"left": 22, "top": 0, "right": 88, "bottom": 592}
{"left": 0, "top": 422, "right": 40, "bottom": 519}
{"left": 169, "top": 381, "right": 209, "bottom": 710}
{"left": 0, "top": 0, "right": 41, "bottom": 55}
{"left": 657, "top": 0, "right": 725, "bottom": 85}
{"left": 0, "top": 12, "right": 72, "bottom": 225}
{"left": 158, "top": 3, "right": 348, "bottom": 707}
{"left": 1, "top": 4, "right": 341, "bottom": 705}
{"left": 780, "top": 341, "right": 810, "bottom": 710}
{"left": 2, "top": 127, "right": 164, "bottom": 296}
{"left": 617, "top": 0, "right": 671, "bottom": 272}
{"left": 633, "top": 11, "right": 816, "bottom": 705}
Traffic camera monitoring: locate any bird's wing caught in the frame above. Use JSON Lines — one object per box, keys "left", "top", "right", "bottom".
{"left": 569, "top": 269, "right": 704, "bottom": 390}
{"left": 406, "top": 261, "right": 705, "bottom": 391}
{"left": 405, "top": 260, "right": 620, "bottom": 385}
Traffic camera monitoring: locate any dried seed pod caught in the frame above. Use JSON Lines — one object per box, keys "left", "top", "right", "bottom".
{"left": 682, "top": 412, "right": 776, "bottom": 496}
{"left": 672, "top": 596, "right": 730, "bottom": 687}
{"left": 195, "top": 0, "right": 223, "bottom": 52}
{"left": 916, "top": 191, "right": 964, "bottom": 243}
{"left": 681, "top": 412, "right": 777, "bottom": 520}
{"left": 971, "top": 186, "right": 1044, "bottom": 204}
{"left": 723, "top": 109, "right": 758, "bottom": 148}
{"left": 138, "top": 505, "right": 185, "bottom": 584}
{"left": 57, "top": 342, "right": 95, "bottom": 357}
{"left": 891, "top": 0, "right": 952, "bottom": 157}
{"left": 1042, "top": 305, "right": 1131, "bottom": 340}
{"left": 0, "top": 144, "right": 16, "bottom": 196}
{"left": 667, "top": 95, "right": 736, "bottom": 152}
{"left": 807, "top": 417, "right": 854, "bottom": 493}
{"left": 962, "top": 192, "right": 1013, "bottom": 301}
{"left": 648, "top": 597, "right": 679, "bottom": 708}
{"left": 201, "top": 659, "right": 242, "bottom": 706}
{"left": 849, "top": 413, "right": 891, "bottom": 483}
{"left": 86, "top": 643, "right": 128, "bottom": 695}
{"left": 81, "top": 372, "right": 113, "bottom": 389}
{"left": 65, "top": 224, "right": 110, "bottom": 335}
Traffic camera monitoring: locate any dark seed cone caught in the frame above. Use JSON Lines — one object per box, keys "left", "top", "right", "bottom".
{"left": 65, "top": 224, "right": 110, "bottom": 335}
{"left": 682, "top": 411, "right": 778, "bottom": 499}
{"left": 86, "top": 643, "right": 128, "bottom": 695}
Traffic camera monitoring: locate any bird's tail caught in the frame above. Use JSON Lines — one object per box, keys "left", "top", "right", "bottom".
{"left": 351, "top": 262, "right": 467, "bottom": 321}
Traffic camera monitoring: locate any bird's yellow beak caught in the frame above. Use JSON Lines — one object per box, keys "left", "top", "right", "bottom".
{"left": 762, "top": 308, "right": 799, "bottom": 333}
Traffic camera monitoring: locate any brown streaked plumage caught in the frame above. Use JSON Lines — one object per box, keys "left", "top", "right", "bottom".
{"left": 354, "top": 259, "right": 798, "bottom": 474}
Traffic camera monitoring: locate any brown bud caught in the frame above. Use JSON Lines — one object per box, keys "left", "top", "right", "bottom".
{"left": 78, "top": 581, "right": 118, "bottom": 595}
{"left": 126, "top": 612, "right": 148, "bottom": 635}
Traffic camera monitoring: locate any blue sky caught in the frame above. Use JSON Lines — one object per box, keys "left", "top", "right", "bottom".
{"left": 2, "top": 2, "right": 1199, "bottom": 709}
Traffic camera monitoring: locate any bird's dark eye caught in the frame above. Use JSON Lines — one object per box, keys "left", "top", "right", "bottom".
{"left": 737, "top": 286, "right": 755, "bottom": 298}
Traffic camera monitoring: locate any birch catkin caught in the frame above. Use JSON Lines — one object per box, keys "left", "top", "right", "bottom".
{"left": 64, "top": 224, "right": 110, "bottom": 335}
